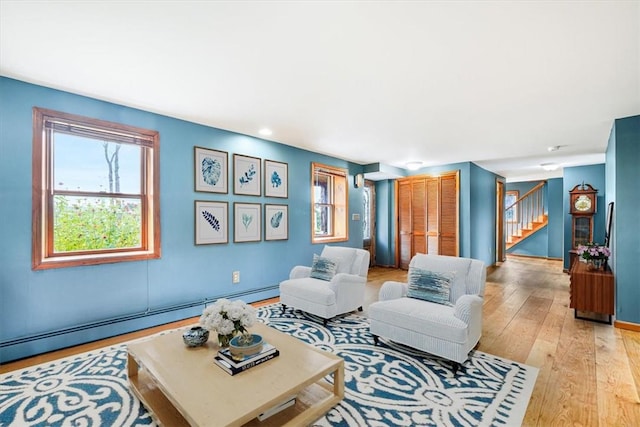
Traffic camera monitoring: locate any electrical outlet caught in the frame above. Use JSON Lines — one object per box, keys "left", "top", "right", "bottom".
{"left": 232, "top": 271, "right": 240, "bottom": 284}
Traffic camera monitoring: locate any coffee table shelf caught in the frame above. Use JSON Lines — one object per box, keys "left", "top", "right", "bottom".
{"left": 127, "top": 322, "right": 344, "bottom": 426}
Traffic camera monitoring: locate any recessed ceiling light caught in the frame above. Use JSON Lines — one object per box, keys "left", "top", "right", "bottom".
{"left": 547, "top": 146, "right": 560, "bottom": 152}
{"left": 259, "top": 128, "right": 272, "bottom": 136}
{"left": 406, "top": 161, "right": 423, "bottom": 171}
{"left": 540, "top": 163, "right": 559, "bottom": 171}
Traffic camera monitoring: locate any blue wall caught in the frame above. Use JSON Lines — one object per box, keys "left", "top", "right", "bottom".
{"left": 470, "top": 163, "right": 498, "bottom": 263}
{"left": 562, "top": 164, "right": 606, "bottom": 270}
{"left": 0, "top": 77, "right": 365, "bottom": 362}
{"left": 607, "top": 115, "right": 640, "bottom": 324}
{"left": 546, "top": 178, "right": 564, "bottom": 258}
{"left": 374, "top": 180, "right": 395, "bottom": 266}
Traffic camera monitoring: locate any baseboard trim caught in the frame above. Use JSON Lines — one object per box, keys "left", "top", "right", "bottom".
{"left": 614, "top": 320, "right": 640, "bottom": 332}
{"left": 506, "top": 253, "right": 563, "bottom": 261}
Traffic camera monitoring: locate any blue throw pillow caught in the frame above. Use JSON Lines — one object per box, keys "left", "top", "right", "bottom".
{"left": 407, "top": 268, "right": 455, "bottom": 306}
{"left": 310, "top": 254, "right": 338, "bottom": 281}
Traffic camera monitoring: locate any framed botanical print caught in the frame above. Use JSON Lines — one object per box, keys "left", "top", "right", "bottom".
{"left": 194, "top": 147, "right": 228, "bottom": 193}
{"left": 264, "top": 159, "right": 288, "bottom": 198}
{"left": 233, "top": 154, "right": 261, "bottom": 196}
{"left": 234, "top": 203, "right": 261, "bottom": 242}
{"left": 264, "top": 204, "right": 288, "bottom": 241}
{"left": 195, "top": 200, "right": 228, "bottom": 245}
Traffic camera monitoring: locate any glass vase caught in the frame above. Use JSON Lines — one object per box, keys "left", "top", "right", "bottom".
{"left": 217, "top": 333, "right": 233, "bottom": 348}
{"left": 592, "top": 258, "right": 605, "bottom": 270}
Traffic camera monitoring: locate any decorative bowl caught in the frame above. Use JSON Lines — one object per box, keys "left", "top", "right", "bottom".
{"left": 182, "top": 326, "right": 209, "bottom": 347}
{"left": 229, "top": 333, "right": 264, "bottom": 360}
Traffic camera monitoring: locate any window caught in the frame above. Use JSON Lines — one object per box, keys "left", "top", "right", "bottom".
{"left": 312, "top": 162, "right": 348, "bottom": 243}
{"left": 32, "top": 107, "right": 160, "bottom": 269}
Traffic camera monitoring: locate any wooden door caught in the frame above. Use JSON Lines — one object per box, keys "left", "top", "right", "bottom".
{"left": 411, "top": 178, "right": 427, "bottom": 256}
{"left": 439, "top": 173, "right": 459, "bottom": 256}
{"left": 398, "top": 180, "right": 412, "bottom": 269}
{"left": 496, "top": 180, "right": 505, "bottom": 262}
{"left": 396, "top": 171, "right": 459, "bottom": 268}
{"left": 425, "top": 177, "right": 439, "bottom": 255}
{"left": 362, "top": 180, "right": 376, "bottom": 266}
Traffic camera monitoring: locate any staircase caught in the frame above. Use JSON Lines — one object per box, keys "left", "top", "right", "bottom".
{"left": 506, "top": 181, "right": 548, "bottom": 249}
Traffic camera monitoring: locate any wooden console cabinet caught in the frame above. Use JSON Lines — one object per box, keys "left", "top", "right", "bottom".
{"left": 569, "top": 261, "right": 614, "bottom": 324}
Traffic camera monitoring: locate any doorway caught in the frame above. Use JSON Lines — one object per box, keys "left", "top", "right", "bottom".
{"left": 363, "top": 180, "right": 376, "bottom": 266}
{"left": 496, "top": 180, "right": 505, "bottom": 262}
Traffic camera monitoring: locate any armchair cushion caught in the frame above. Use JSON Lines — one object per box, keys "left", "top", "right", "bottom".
{"left": 407, "top": 268, "right": 455, "bottom": 306}
{"left": 321, "top": 246, "right": 357, "bottom": 274}
{"left": 309, "top": 254, "right": 338, "bottom": 281}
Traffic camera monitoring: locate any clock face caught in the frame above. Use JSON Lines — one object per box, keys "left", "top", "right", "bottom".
{"left": 574, "top": 195, "right": 592, "bottom": 212}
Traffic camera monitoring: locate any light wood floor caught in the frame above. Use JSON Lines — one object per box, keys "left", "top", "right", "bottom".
{"left": 2, "top": 256, "right": 639, "bottom": 426}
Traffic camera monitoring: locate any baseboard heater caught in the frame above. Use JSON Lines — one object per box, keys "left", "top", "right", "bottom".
{"left": 0, "top": 285, "right": 278, "bottom": 348}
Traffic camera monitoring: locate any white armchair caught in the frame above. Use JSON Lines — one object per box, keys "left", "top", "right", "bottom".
{"left": 279, "top": 246, "right": 370, "bottom": 325}
{"left": 368, "top": 253, "right": 486, "bottom": 373}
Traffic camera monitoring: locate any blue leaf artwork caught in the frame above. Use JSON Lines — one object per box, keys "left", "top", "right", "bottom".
{"left": 270, "top": 211, "right": 283, "bottom": 228}
{"left": 201, "top": 157, "right": 221, "bottom": 186}
{"left": 242, "top": 213, "right": 253, "bottom": 231}
{"left": 239, "top": 164, "right": 256, "bottom": 187}
{"left": 270, "top": 171, "right": 282, "bottom": 188}
{"left": 202, "top": 210, "right": 220, "bottom": 231}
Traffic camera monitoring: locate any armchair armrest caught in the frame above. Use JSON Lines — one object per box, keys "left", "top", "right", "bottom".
{"left": 453, "top": 294, "right": 483, "bottom": 324}
{"left": 378, "top": 281, "right": 409, "bottom": 301}
{"left": 331, "top": 273, "right": 367, "bottom": 312}
{"left": 289, "top": 266, "right": 312, "bottom": 280}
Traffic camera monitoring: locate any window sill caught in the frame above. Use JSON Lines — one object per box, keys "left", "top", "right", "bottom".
{"left": 33, "top": 251, "right": 160, "bottom": 270}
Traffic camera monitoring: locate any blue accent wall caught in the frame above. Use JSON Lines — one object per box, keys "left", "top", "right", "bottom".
{"left": 562, "top": 164, "right": 606, "bottom": 271}
{"left": 546, "top": 178, "right": 564, "bottom": 258}
{"left": 470, "top": 164, "right": 498, "bottom": 263}
{"left": 607, "top": 115, "right": 640, "bottom": 324}
{"left": 374, "top": 180, "right": 395, "bottom": 266}
{"left": 0, "top": 77, "right": 364, "bottom": 362}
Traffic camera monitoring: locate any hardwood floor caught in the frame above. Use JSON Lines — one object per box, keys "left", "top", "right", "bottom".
{"left": 2, "top": 256, "right": 639, "bottom": 426}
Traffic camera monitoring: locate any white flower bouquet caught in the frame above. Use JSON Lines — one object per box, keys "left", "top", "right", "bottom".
{"left": 200, "top": 298, "right": 257, "bottom": 346}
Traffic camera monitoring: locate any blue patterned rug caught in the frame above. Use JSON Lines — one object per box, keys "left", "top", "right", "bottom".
{"left": 0, "top": 305, "right": 537, "bottom": 426}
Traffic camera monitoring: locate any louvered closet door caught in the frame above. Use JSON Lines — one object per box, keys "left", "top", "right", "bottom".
{"left": 396, "top": 171, "right": 459, "bottom": 268}
{"left": 398, "top": 180, "right": 412, "bottom": 269}
{"left": 425, "top": 177, "right": 439, "bottom": 254}
{"left": 439, "top": 173, "right": 459, "bottom": 256}
{"left": 411, "top": 179, "right": 427, "bottom": 256}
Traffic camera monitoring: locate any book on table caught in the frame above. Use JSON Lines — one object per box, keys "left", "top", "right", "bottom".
{"left": 214, "top": 342, "right": 279, "bottom": 375}
{"left": 257, "top": 395, "right": 297, "bottom": 421}
{"left": 217, "top": 342, "right": 277, "bottom": 367}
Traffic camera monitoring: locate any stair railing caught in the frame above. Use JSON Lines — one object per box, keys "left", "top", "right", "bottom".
{"left": 506, "top": 181, "right": 546, "bottom": 244}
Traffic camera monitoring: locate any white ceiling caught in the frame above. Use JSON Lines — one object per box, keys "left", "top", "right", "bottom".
{"left": 1, "top": 1, "right": 638, "bottom": 182}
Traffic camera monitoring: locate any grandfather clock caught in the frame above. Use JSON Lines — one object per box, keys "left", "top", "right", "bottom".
{"left": 569, "top": 183, "right": 597, "bottom": 267}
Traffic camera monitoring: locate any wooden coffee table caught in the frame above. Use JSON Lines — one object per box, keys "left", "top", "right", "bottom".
{"left": 127, "top": 322, "right": 344, "bottom": 426}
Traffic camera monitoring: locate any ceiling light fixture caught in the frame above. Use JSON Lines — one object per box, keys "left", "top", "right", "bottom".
{"left": 406, "top": 161, "right": 423, "bottom": 171}
{"left": 547, "top": 145, "right": 560, "bottom": 152}
{"left": 540, "top": 163, "right": 559, "bottom": 171}
{"left": 259, "top": 128, "right": 273, "bottom": 136}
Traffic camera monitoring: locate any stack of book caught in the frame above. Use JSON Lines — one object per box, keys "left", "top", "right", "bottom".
{"left": 214, "top": 342, "right": 279, "bottom": 376}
